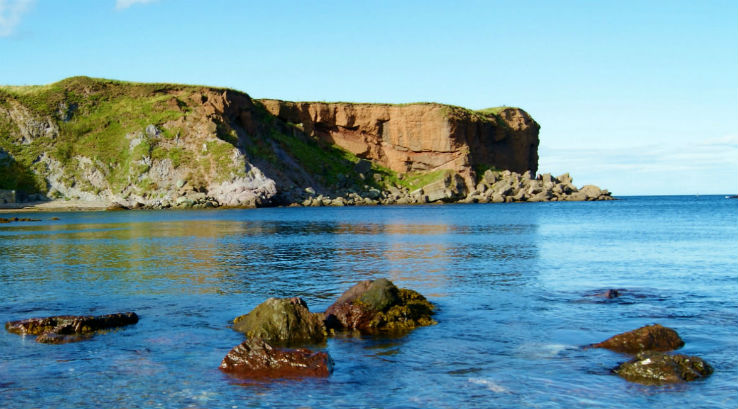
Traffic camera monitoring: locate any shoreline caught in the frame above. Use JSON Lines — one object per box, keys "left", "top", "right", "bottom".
{"left": 0, "top": 200, "right": 111, "bottom": 213}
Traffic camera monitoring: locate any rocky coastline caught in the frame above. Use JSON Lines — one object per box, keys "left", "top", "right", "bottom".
{"left": 108, "top": 168, "right": 612, "bottom": 210}
{"left": 1, "top": 77, "right": 613, "bottom": 212}
{"left": 0, "top": 169, "right": 613, "bottom": 211}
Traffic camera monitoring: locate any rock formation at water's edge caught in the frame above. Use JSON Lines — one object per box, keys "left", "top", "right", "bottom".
{"left": 0, "top": 76, "right": 612, "bottom": 209}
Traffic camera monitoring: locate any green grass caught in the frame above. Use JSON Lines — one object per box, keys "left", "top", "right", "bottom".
{"left": 399, "top": 169, "right": 453, "bottom": 191}
{"left": 268, "top": 127, "right": 362, "bottom": 187}
{"left": 0, "top": 76, "right": 220, "bottom": 195}
{"left": 475, "top": 106, "right": 514, "bottom": 116}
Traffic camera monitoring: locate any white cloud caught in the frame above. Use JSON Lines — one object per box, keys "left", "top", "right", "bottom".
{"left": 0, "top": 0, "right": 34, "bottom": 37}
{"left": 540, "top": 134, "right": 738, "bottom": 174}
{"left": 115, "top": 0, "right": 157, "bottom": 11}
{"left": 538, "top": 134, "right": 738, "bottom": 194}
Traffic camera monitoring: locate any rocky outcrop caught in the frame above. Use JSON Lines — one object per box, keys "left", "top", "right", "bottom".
{"left": 5, "top": 312, "right": 139, "bottom": 344}
{"left": 219, "top": 338, "right": 333, "bottom": 379}
{"left": 589, "top": 324, "right": 684, "bottom": 354}
{"left": 259, "top": 100, "right": 540, "bottom": 191}
{"left": 222, "top": 279, "right": 434, "bottom": 379}
{"left": 613, "top": 352, "right": 713, "bottom": 385}
{"left": 324, "top": 278, "right": 436, "bottom": 333}
{"left": 463, "top": 170, "right": 613, "bottom": 204}
{"left": 232, "top": 297, "right": 327, "bottom": 345}
{"left": 1, "top": 76, "right": 613, "bottom": 209}
{"left": 283, "top": 169, "right": 612, "bottom": 207}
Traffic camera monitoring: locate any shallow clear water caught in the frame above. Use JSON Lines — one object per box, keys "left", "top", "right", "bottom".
{"left": 1, "top": 196, "right": 736, "bottom": 408}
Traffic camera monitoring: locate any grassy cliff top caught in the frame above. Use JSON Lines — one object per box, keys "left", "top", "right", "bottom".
{"left": 2, "top": 76, "right": 517, "bottom": 119}
{"left": 258, "top": 97, "right": 517, "bottom": 116}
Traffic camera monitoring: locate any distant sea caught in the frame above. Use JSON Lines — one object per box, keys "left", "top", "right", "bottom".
{"left": 1, "top": 195, "right": 736, "bottom": 408}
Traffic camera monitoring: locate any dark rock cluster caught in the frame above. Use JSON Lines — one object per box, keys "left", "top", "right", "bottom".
{"left": 276, "top": 170, "right": 613, "bottom": 208}
{"left": 221, "top": 278, "right": 435, "bottom": 380}
{"left": 0, "top": 217, "right": 41, "bottom": 223}
{"left": 588, "top": 324, "right": 712, "bottom": 385}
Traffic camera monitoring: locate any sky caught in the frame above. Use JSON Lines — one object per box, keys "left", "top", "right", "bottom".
{"left": 1, "top": 0, "right": 736, "bottom": 195}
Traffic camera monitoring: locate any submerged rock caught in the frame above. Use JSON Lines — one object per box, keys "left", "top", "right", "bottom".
{"left": 324, "top": 278, "right": 436, "bottom": 333}
{"left": 613, "top": 352, "right": 713, "bottom": 384}
{"left": 589, "top": 324, "right": 684, "bottom": 354}
{"left": 0, "top": 217, "right": 41, "bottom": 223}
{"left": 5, "top": 312, "right": 139, "bottom": 344}
{"left": 589, "top": 288, "right": 624, "bottom": 299}
{"left": 219, "top": 337, "right": 333, "bottom": 379}
{"left": 232, "top": 297, "right": 326, "bottom": 345}
{"left": 601, "top": 289, "right": 621, "bottom": 299}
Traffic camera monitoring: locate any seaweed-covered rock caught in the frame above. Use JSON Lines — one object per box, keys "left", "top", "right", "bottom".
{"left": 219, "top": 338, "right": 333, "bottom": 379}
{"left": 324, "top": 278, "right": 436, "bottom": 333}
{"left": 5, "top": 312, "right": 139, "bottom": 344}
{"left": 589, "top": 324, "right": 684, "bottom": 354}
{"left": 613, "top": 352, "right": 713, "bottom": 384}
{"left": 233, "top": 297, "right": 326, "bottom": 345}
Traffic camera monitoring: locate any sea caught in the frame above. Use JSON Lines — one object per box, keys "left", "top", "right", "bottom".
{"left": 0, "top": 195, "right": 736, "bottom": 408}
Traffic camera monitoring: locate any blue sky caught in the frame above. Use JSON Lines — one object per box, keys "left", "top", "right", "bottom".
{"left": 1, "top": 0, "right": 736, "bottom": 195}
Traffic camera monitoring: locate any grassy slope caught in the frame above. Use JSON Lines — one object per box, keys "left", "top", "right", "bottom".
{"left": 0, "top": 77, "right": 245, "bottom": 196}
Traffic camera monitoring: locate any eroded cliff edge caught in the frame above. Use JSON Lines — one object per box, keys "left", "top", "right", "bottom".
{"left": 0, "top": 76, "right": 610, "bottom": 209}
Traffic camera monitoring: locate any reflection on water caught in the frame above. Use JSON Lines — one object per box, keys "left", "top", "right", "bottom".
{"left": 0, "top": 211, "right": 543, "bottom": 309}
{"left": 1, "top": 198, "right": 736, "bottom": 409}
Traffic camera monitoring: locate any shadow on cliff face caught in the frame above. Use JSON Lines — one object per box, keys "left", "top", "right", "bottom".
{"left": 0, "top": 148, "right": 48, "bottom": 203}
{"left": 220, "top": 98, "right": 380, "bottom": 204}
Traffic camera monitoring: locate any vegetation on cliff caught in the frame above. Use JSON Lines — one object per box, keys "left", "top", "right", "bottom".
{"left": 0, "top": 77, "right": 246, "bottom": 201}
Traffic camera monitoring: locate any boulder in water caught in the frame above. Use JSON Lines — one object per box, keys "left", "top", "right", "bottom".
{"left": 5, "top": 312, "right": 139, "bottom": 344}
{"left": 324, "top": 278, "right": 436, "bottom": 333}
{"left": 613, "top": 352, "right": 713, "bottom": 384}
{"left": 233, "top": 297, "right": 326, "bottom": 345}
{"left": 219, "top": 338, "right": 333, "bottom": 379}
{"left": 589, "top": 324, "right": 684, "bottom": 354}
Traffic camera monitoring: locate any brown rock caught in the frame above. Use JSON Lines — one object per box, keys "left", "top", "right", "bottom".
{"left": 5, "top": 312, "right": 139, "bottom": 344}
{"left": 613, "top": 352, "right": 713, "bottom": 384}
{"left": 219, "top": 338, "right": 333, "bottom": 379}
{"left": 324, "top": 278, "right": 436, "bottom": 333}
{"left": 590, "top": 324, "right": 684, "bottom": 354}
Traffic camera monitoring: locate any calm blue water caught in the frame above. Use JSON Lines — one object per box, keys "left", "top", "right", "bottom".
{"left": 1, "top": 196, "right": 736, "bottom": 408}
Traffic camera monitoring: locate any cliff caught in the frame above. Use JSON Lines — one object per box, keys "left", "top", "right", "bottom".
{"left": 0, "top": 76, "right": 608, "bottom": 209}
{"left": 258, "top": 100, "right": 539, "bottom": 190}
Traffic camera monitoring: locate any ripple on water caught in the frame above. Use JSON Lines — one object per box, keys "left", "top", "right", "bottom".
{"left": 0, "top": 197, "right": 736, "bottom": 408}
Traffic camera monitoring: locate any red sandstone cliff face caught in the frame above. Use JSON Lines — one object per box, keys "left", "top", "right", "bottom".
{"left": 257, "top": 100, "right": 539, "bottom": 189}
